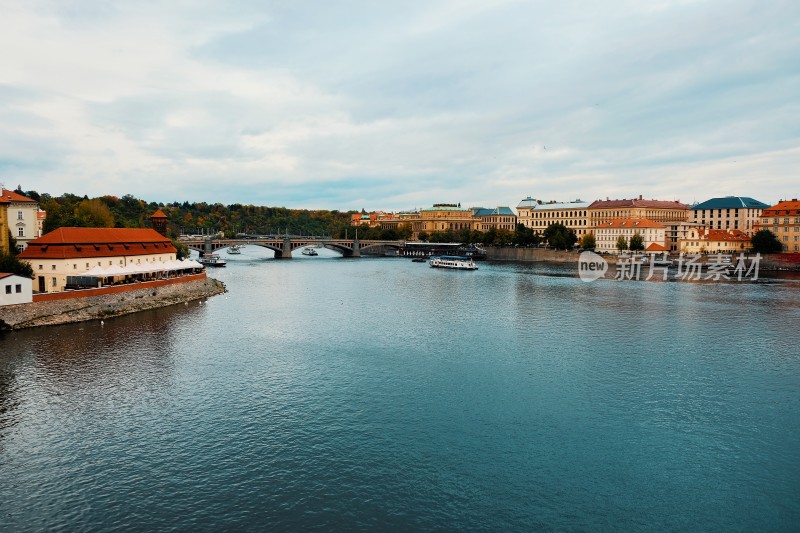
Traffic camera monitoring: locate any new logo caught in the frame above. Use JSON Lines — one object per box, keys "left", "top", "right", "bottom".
{"left": 578, "top": 251, "right": 608, "bottom": 282}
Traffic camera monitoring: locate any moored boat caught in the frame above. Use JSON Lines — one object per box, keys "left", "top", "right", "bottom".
{"left": 429, "top": 256, "right": 478, "bottom": 270}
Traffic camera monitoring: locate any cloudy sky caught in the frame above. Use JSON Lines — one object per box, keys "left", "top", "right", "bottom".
{"left": 1, "top": 0, "right": 798, "bottom": 211}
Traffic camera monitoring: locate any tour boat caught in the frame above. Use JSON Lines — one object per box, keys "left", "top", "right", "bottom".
{"left": 228, "top": 245, "right": 242, "bottom": 254}
{"left": 302, "top": 247, "right": 319, "bottom": 256}
{"left": 429, "top": 256, "right": 478, "bottom": 270}
{"left": 197, "top": 254, "right": 227, "bottom": 267}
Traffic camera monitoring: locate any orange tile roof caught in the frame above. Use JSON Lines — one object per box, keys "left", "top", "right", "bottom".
{"left": 597, "top": 217, "right": 666, "bottom": 229}
{"left": 1, "top": 189, "right": 37, "bottom": 203}
{"left": 0, "top": 273, "right": 13, "bottom": 280}
{"left": 698, "top": 229, "right": 751, "bottom": 242}
{"left": 646, "top": 242, "right": 669, "bottom": 252}
{"left": 761, "top": 200, "right": 800, "bottom": 216}
{"left": 19, "top": 228, "right": 176, "bottom": 260}
{"left": 37, "top": 211, "right": 47, "bottom": 219}
{"left": 151, "top": 209, "right": 168, "bottom": 218}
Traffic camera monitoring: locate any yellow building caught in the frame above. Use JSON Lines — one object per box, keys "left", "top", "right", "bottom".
{"left": 755, "top": 199, "right": 800, "bottom": 252}
{"left": 1, "top": 188, "right": 40, "bottom": 251}
{"left": 594, "top": 218, "right": 667, "bottom": 254}
{"left": 679, "top": 229, "right": 752, "bottom": 254}
{"left": 529, "top": 200, "right": 592, "bottom": 237}
{"left": 471, "top": 207, "right": 517, "bottom": 232}
{"left": 0, "top": 199, "right": 8, "bottom": 255}
{"left": 411, "top": 204, "right": 473, "bottom": 238}
{"left": 589, "top": 196, "right": 689, "bottom": 226}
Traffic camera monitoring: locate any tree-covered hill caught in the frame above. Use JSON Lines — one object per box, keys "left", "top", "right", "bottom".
{"left": 20, "top": 189, "right": 356, "bottom": 239}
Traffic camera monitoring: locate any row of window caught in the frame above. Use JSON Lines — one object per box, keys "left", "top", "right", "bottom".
{"left": 531, "top": 210, "right": 588, "bottom": 218}
{"left": 762, "top": 227, "right": 800, "bottom": 233}
{"left": 762, "top": 218, "right": 800, "bottom": 224}
{"left": 692, "top": 209, "right": 760, "bottom": 218}
{"left": 4, "top": 284, "right": 23, "bottom": 294}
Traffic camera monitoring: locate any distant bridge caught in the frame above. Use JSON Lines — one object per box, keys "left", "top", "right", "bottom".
{"left": 181, "top": 236, "right": 404, "bottom": 259}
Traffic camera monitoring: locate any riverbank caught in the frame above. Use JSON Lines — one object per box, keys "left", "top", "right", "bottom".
{"left": 0, "top": 275, "right": 225, "bottom": 330}
{"left": 484, "top": 247, "right": 800, "bottom": 270}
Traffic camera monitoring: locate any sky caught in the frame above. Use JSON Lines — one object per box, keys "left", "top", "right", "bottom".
{"left": 1, "top": 0, "right": 798, "bottom": 211}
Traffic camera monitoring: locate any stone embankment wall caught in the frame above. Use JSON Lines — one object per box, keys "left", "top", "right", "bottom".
{"left": 485, "top": 247, "right": 593, "bottom": 263}
{"left": 0, "top": 275, "right": 225, "bottom": 330}
{"left": 485, "top": 247, "right": 800, "bottom": 270}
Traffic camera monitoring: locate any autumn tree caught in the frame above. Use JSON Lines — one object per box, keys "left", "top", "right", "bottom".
{"left": 74, "top": 198, "right": 115, "bottom": 227}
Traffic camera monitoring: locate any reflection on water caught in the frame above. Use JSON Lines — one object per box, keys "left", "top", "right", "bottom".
{"left": 1, "top": 256, "right": 799, "bottom": 531}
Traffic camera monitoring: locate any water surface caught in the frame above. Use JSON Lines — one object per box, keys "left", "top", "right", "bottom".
{"left": 2, "top": 250, "right": 799, "bottom": 531}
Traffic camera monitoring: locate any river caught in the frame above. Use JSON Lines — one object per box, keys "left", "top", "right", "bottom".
{"left": 2, "top": 247, "right": 799, "bottom": 531}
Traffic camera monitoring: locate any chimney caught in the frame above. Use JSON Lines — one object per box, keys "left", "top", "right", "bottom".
{"left": 639, "top": 194, "right": 643, "bottom": 200}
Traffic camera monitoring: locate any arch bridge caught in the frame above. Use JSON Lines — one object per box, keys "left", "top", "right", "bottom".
{"left": 182, "top": 236, "right": 404, "bottom": 259}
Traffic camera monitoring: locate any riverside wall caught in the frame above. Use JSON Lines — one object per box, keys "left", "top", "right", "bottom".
{"left": 484, "top": 247, "right": 800, "bottom": 270}
{"left": 484, "top": 247, "right": 596, "bottom": 263}
{"left": 0, "top": 275, "right": 225, "bottom": 331}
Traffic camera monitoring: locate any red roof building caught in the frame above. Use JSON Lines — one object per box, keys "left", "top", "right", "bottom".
{"left": 19, "top": 228, "right": 178, "bottom": 293}
{"left": 755, "top": 200, "right": 800, "bottom": 252}
{"left": 679, "top": 228, "right": 752, "bottom": 254}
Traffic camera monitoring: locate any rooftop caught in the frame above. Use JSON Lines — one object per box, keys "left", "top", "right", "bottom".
{"left": 516, "top": 197, "right": 541, "bottom": 209}
{"left": 761, "top": 200, "right": 800, "bottom": 215}
{"left": 589, "top": 197, "right": 689, "bottom": 210}
{"left": 691, "top": 197, "right": 770, "bottom": 210}
{"left": 697, "top": 229, "right": 751, "bottom": 242}
{"left": 1, "top": 189, "right": 37, "bottom": 204}
{"left": 19, "top": 228, "right": 177, "bottom": 260}
{"left": 472, "top": 206, "right": 516, "bottom": 216}
{"left": 532, "top": 201, "right": 592, "bottom": 211}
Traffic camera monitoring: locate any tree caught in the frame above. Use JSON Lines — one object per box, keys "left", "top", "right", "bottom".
{"left": 542, "top": 223, "right": 577, "bottom": 250}
{"left": 171, "top": 239, "right": 190, "bottom": 260}
{"left": 579, "top": 232, "right": 596, "bottom": 251}
{"left": 74, "top": 198, "right": 115, "bottom": 227}
{"left": 0, "top": 252, "right": 33, "bottom": 278}
{"left": 629, "top": 232, "right": 644, "bottom": 251}
{"left": 514, "top": 223, "right": 540, "bottom": 247}
{"left": 751, "top": 229, "right": 784, "bottom": 253}
{"left": 616, "top": 235, "right": 629, "bottom": 252}
{"left": 417, "top": 231, "right": 429, "bottom": 242}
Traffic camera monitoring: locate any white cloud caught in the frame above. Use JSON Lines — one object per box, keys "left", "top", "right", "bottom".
{"left": 0, "top": 0, "right": 798, "bottom": 210}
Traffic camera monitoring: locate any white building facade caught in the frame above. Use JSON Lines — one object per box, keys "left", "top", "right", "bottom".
{"left": 0, "top": 273, "right": 33, "bottom": 306}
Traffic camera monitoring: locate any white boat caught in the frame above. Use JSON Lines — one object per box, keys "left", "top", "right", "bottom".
{"left": 227, "top": 245, "right": 242, "bottom": 254}
{"left": 197, "top": 254, "right": 227, "bottom": 267}
{"left": 429, "top": 256, "right": 478, "bottom": 270}
{"left": 302, "top": 247, "right": 318, "bottom": 256}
